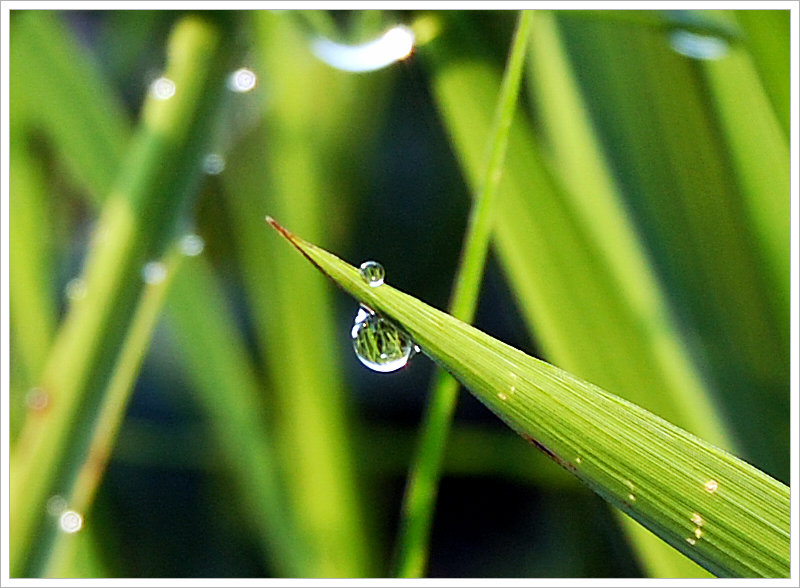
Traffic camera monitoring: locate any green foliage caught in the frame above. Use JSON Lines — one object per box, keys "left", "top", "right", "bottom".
{"left": 267, "top": 218, "right": 790, "bottom": 578}
{"left": 8, "top": 8, "right": 789, "bottom": 579}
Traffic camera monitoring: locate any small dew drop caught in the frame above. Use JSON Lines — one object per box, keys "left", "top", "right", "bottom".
{"left": 65, "top": 278, "right": 87, "bottom": 301}
{"left": 142, "top": 261, "right": 166, "bottom": 284}
{"left": 669, "top": 30, "right": 728, "bottom": 60}
{"left": 150, "top": 76, "right": 176, "bottom": 100}
{"left": 359, "top": 261, "right": 385, "bottom": 287}
{"left": 694, "top": 527, "right": 704, "bottom": 539}
{"left": 228, "top": 67, "right": 257, "bottom": 92}
{"left": 575, "top": 456, "right": 582, "bottom": 465}
{"left": 46, "top": 495, "right": 67, "bottom": 516}
{"left": 704, "top": 479, "right": 718, "bottom": 494}
{"left": 690, "top": 512, "right": 703, "bottom": 526}
{"left": 351, "top": 306, "right": 416, "bottom": 373}
{"left": 627, "top": 494, "right": 636, "bottom": 502}
{"left": 497, "top": 392, "right": 508, "bottom": 401}
{"left": 26, "top": 388, "right": 49, "bottom": 412}
{"left": 202, "top": 153, "right": 226, "bottom": 175}
{"left": 686, "top": 537, "right": 696, "bottom": 546}
{"left": 93, "top": 224, "right": 109, "bottom": 245}
{"left": 179, "top": 234, "right": 205, "bottom": 257}
{"left": 59, "top": 510, "right": 83, "bottom": 534}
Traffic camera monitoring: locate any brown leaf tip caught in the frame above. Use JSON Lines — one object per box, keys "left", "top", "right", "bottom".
{"left": 265, "top": 216, "right": 293, "bottom": 241}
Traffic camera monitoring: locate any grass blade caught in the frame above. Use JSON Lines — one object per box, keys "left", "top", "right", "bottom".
{"left": 10, "top": 14, "right": 236, "bottom": 576}
{"left": 42, "top": 241, "right": 188, "bottom": 576}
{"left": 265, "top": 218, "right": 790, "bottom": 578}
{"left": 393, "top": 11, "right": 533, "bottom": 577}
{"left": 166, "top": 256, "right": 311, "bottom": 576}
{"left": 10, "top": 11, "right": 131, "bottom": 203}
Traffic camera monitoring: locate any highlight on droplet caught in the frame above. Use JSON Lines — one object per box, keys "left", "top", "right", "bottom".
{"left": 65, "top": 278, "right": 87, "bottom": 301}
{"left": 150, "top": 76, "right": 176, "bottom": 100}
{"left": 311, "top": 25, "right": 415, "bottom": 72}
{"left": 46, "top": 495, "right": 68, "bottom": 516}
{"left": 228, "top": 67, "right": 257, "bottom": 93}
{"left": 202, "top": 153, "right": 226, "bottom": 175}
{"left": 26, "top": 387, "right": 49, "bottom": 411}
{"left": 59, "top": 510, "right": 83, "bottom": 534}
{"left": 179, "top": 234, "right": 205, "bottom": 257}
{"left": 141, "top": 261, "right": 167, "bottom": 284}
{"left": 669, "top": 30, "right": 728, "bottom": 60}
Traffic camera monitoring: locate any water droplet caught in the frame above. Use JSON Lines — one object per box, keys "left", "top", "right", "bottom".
{"left": 497, "top": 392, "right": 508, "bottom": 401}
{"left": 179, "top": 234, "right": 205, "bottom": 257}
{"left": 92, "top": 224, "right": 109, "bottom": 245}
{"left": 59, "top": 510, "right": 83, "bottom": 534}
{"left": 704, "top": 479, "right": 718, "bottom": 493}
{"left": 46, "top": 495, "right": 67, "bottom": 516}
{"left": 669, "top": 30, "right": 728, "bottom": 60}
{"left": 311, "top": 25, "right": 415, "bottom": 72}
{"left": 202, "top": 153, "right": 226, "bottom": 175}
{"left": 150, "top": 76, "right": 176, "bottom": 100}
{"left": 228, "top": 67, "right": 257, "bottom": 92}
{"left": 686, "top": 537, "right": 696, "bottom": 546}
{"left": 65, "top": 278, "right": 87, "bottom": 301}
{"left": 141, "top": 261, "right": 166, "bottom": 284}
{"left": 575, "top": 456, "right": 582, "bottom": 465}
{"left": 26, "top": 388, "right": 49, "bottom": 411}
{"left": 359, "top": 261, "right": 385, "bottom": 287}
{"left": 694, "top": 527, "right": 704, "bottom": 539}
{"left": 351, "top": 306, "right": 416, "bottom": 372}
{"left": 690, "top": 512, "right": 703, "bottom": 526}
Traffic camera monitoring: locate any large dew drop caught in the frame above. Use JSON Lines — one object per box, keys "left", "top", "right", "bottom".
{"left": 359, "top": 260, "right": 385, "bottom": 287}
{"left": 351, "top": 306, "right": 416, "bottom": 372}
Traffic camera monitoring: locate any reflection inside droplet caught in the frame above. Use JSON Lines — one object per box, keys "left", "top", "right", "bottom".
{"left": 351, "top": 306, "right": 417, "bottom": 372}
{"left": 359, "top": 260, "right": 385, "bottom": 287}
{"left": 311, "top": 25, "right": 415, "bottom": 72}
{"left": 669, "top": 30, "right": 728, "bottom": 60}
{"left": 228, "top": 67, "right": 257, "bottom": 92}
{"left": 142, "top": 261, "right": 166, "bottom": 284}
{"left": 202, "top": 153, "right": 226, "bottom": 175}
{"left": 59, "top": 510, "right": 83, "bottom": 533}
{"left": 150, "top": 76, "right": 176, "bottom": 100}
{"left": 179, "top": 234, "right": 205, "bottom": 257}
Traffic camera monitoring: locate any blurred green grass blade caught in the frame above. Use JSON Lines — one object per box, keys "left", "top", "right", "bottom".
{"left": 213, "top": 11, "right": 379, "bottom": 577}
{"left": 10, "top": 11, "right": 131, "bottom": 202}
{"left": 393, "top": 11, "right": 532, "bottom": 578}
{"left": 424, "top": 13, "right": 737, "bottom": 576}
{"left": 266, "top": 219, "right": 790, "bottom": 578}
{"left": 523, "top": 13, "right": 731, "bottom": 576}
{"left": 43, "top": 242, "right": 186, "bottom": 577}
{"left": 9, "top": 126, "right": 57, "bottom": 397}
{"left": 733, "top": 10, "right": 790, "bottom": 137}
{"left": 10, "top": 15, "right": 236, "bottom": 576}
{"left": 166, "top": 255, "right": 311, "bottom": 577}
{"left": 701, "top": 40, "right": 790, "bottom": 361}
{"left": 555, "top": 14, "right": 788, "bottom": 479}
